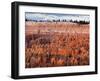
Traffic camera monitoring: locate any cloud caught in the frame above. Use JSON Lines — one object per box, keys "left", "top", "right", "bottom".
{"left": 25, "top": 12, "right": 90, "bottom": 22}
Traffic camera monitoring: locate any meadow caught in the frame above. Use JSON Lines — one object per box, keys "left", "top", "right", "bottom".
{"left": 25, "top": 21, "right": 89, "bottom": 68}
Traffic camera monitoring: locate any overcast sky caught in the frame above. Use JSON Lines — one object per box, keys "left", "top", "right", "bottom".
{"left": 25, "top": 12, "right": 90, "bottom": 22}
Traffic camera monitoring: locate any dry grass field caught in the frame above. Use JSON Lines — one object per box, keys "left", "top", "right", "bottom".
{"left": 25, "top": 21, "right": 89, "bottom": 68}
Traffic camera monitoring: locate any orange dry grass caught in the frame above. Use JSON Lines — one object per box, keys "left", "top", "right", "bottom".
{"left": 25, "top": 21, "right": 89, "bottom": 68}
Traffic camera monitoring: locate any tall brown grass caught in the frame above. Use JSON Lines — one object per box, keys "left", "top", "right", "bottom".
{"left": 25, "top": 22, "right": 89, "bottom": 68}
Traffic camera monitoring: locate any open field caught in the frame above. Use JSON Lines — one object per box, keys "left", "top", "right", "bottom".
{"left": 25, "top": 21, "right": 89, "bottom": 68}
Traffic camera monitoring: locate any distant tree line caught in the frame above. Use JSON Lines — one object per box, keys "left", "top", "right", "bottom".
{"left": 25, "top": 19, "right": 90, "bottom": 24}
{"left": 71, "top": 20, "right": 90, "bottom": 24}
{"left": 25, "top": 19, "right": 67, "bottom": 22}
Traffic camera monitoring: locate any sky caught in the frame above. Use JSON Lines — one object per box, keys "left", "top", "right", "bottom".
{"left": 25, "top": 12, "right": 90, "bottom": 22}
